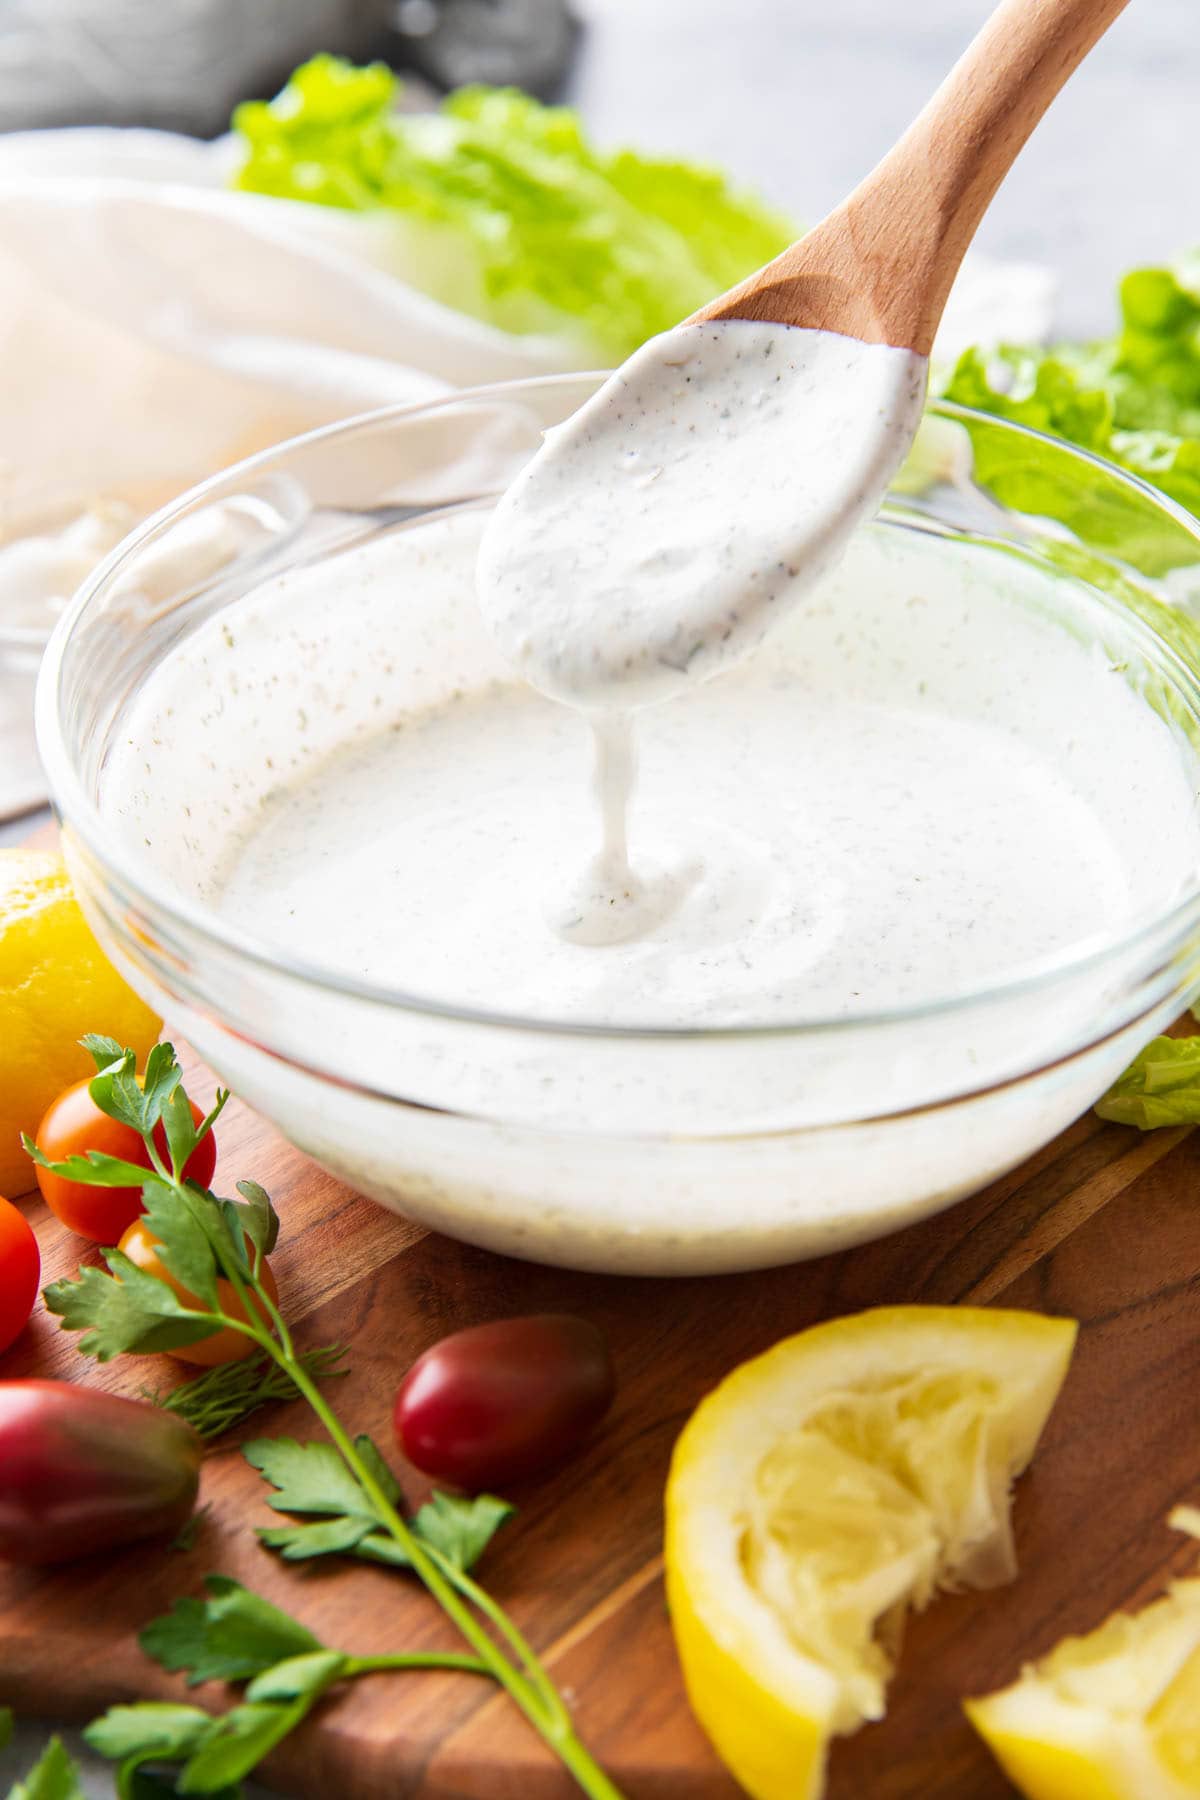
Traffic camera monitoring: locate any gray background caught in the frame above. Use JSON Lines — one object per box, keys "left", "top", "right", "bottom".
{"left": 3, "top": 0, "right": 1198, "bottom": 1790}
{"left": 565, "top": 0, "right": 1198, "bottom": 340}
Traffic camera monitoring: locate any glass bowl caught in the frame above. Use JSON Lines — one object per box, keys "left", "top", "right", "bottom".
{"left": 35, "top": 379, "right": 1200, "bottom": 1275}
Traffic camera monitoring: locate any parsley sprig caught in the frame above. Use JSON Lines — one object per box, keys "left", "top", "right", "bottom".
{"left": 36, "top": 1042, "right": 623, "bottom": 1800}
{"left": 85, "top": 1578, "right": 487, "bottom": 1796}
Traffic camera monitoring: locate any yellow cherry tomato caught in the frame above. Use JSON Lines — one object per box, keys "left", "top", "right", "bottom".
{"left": 117, "top": 1218, "right": 280, "bottom": 1366}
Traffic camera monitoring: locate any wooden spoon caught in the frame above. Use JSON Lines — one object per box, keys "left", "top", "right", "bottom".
{"left": 693, "top": 0, "right": 1130, "bottom": 352}
{"left": 477, "top": 0, "right": 1129, "bottom": 712}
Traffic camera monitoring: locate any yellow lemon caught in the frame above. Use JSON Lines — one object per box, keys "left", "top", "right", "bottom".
{"left": 966, "top": 1508, "right": 1200, "bottom": 1800}
{"left": 0, "top": 849, "right": 160, "bottom": 1195}
{"left": 664, "top": 1305, "right": 1076, "bottom": 1800}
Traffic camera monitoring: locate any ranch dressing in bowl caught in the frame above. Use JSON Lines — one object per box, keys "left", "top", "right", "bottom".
{"left": 110, "top": 509, "right": 1199, "bottom": 1033}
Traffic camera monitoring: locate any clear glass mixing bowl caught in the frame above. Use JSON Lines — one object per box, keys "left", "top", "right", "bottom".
{"left": 35, "top": 380, "right": 1200, "bottom": 1274}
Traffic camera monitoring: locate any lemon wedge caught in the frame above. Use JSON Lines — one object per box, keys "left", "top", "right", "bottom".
{"left": 664, "top": 1305, "right": 1076, "bottom": 1800}
{"left": 966, "top": 1508, "right": 1200, "bottom": 1799}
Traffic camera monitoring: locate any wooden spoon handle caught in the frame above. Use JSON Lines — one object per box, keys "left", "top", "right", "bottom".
{"left": 695, "top": 0, "right": 1130, "bottom": 353}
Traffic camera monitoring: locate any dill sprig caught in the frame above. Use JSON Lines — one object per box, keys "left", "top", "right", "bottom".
{"left": 148, "top": 1343, "right": 349, "bottom": 1442}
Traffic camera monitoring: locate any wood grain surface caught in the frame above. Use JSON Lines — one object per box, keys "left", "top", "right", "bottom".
{"left": 2, "top": 1040, "right": 1198, "bottom": 1799}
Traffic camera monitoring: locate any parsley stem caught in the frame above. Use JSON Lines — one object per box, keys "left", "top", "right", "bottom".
{"left": 244, "top": 1269, "right": 296, "bottom": 1363}
{"left": 106, "top": 1061, "right": 623, "bottom": 1796}
{"left": 280, "top": 1353, "right": 625, "bottom": 1800}
{"left": 343, "top": 1652, "right": 488, "bottom": 1677}
{"left": 424, "top": 1546, "right": 571, "bottom": 1734}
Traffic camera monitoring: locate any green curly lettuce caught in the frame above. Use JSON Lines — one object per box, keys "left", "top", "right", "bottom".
{"left": 1095, "top": 1034, "right": 1200, "bottom": 1129}
{"left": 231, "top": 55, "right": 793, "bottom": 362}
{"left": 936, "top": 259, "right": 1200, "bottom": 542}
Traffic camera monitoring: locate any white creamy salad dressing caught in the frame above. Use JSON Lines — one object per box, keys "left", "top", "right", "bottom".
{"left": 107, "top": 511, "right": 1200, "bottom": 1038}
{"left": 476, "top": 319, "right": 929, "bottom": 939}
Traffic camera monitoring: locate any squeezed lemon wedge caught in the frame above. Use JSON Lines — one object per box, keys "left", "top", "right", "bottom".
{"left": 966, "top": 1507, "right": 1200, "bottom": 1799}
{"left": 664, "top": 1305, "right": 1076, "bottom": 1800}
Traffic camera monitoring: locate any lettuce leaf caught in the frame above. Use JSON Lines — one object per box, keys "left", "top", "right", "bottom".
{"left": 231, "top": 55, "right": 793, "bottom": 361}
{"left": 1094, "top": 1034, "right": 1200, "bottom": 1129}
{"left": 936, "top": 260, "right": 1200, "bottom": 551}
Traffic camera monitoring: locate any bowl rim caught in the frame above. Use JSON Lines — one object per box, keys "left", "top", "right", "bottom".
{"left": 35, "top": 377, "right": 1200, "bottom": 1044}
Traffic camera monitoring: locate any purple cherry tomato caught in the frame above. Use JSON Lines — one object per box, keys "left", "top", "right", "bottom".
{"left": 0, "top": 1380, "right": 202, "bottom": 1564}
{"left": 394, "top": 1314, "right": 616, "bottom": 1490}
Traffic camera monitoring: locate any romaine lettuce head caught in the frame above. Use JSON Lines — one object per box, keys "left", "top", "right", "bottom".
{"left": 232, "top": 55, "right": 794, "bottom": 363}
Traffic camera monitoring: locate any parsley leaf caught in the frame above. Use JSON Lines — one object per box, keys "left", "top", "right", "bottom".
{"left": 22, "top": 1140, "right": 163, "bottom": 1190}
{"left": 244, "top": 1651, "right": 348, "bottom": 1703}
{"left": 352, "top": 1434, "right": 402, "bottom": 1507}
{"left": 79, "top": 1039, "right": 190, "bottom": 1147}
{"left": 410, "top": 1493, "right": 516, "bottom": 1573}
{"left": 43, "top": 1251, "right": 218, "bottom": 1361}
{"left": 232, "top": 1180, "right": 280, "bottom": 1258}
{"left": 2, "top": 1736, "right": 84, "bottom": 1800}
{"left": 141, "top": 1182, "right": 220, "bottom": 1313}
{"left": 241, "top": 1436, "right": 387, "bottom": 1520}
{"left": 140, "top": 1577, "right": 323, "bottom": 1685}
{"left": 354, "top": 1494, "right": 514, "bottom": 1575}
{"left": 161, "top": 1085, "right": 199, "bottom": 1182}
{"left": 175, "top": 1694, "right": 329, "bottom": 1793}
{"left": 245, "top": 1435, "right": 511, "bottom": 1573}
{"left": 80, "top": 1032, "right": 127, "bottom": 1072}
{"left": 88, "top": 1041, "right": 183, "bottom": 1143}
{"left": 84, "top": 1703, "right": 216, "bottom": 1763}
{"left": 142, "top": 1042, "right": 188, "bottom": 1121}
{"left": 123, "top": 1587, "right": 349, "bottom": 1796}
{"left": 258, "top": 1515, "right": 377, "bottom": 1560}
{"left": 43, "top": 1179, "right": 274, "bottom": 1361}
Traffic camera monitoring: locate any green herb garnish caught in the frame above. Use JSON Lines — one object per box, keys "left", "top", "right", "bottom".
{"left": 149, "top": 1343, "right": 348, "bottom": 1442}
{"left": 243, "top": 1434, "right": 513, "bottom": 1568}
{"left": 85, "top": 1579, "right": 485, "bottom": 1797}
{"left": 38, "top": 1041, "right": 621, "bottom": 1799}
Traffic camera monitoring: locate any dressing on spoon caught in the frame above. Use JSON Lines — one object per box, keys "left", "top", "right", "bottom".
{"left": 476, "top": 0, "right": 1130, "bottom": 943}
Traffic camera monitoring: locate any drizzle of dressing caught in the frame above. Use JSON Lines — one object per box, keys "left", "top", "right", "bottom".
{"left": 476, "top": 318, "right": 928, "bottom": 944}
{"left": 546, "top": 714, "right": 695, "bottom": 946}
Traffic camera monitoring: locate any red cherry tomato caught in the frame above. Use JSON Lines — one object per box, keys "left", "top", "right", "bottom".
{"left": 118, "top": 1218, "right": 279, "bottom": 1367}
{"left": 0, "top": 1196, "right": 40, "bottom": 1356}
{"left": 394, "top": 1314, "right": 615, "bottom": 1491}
{"left": 35, "top": 1080, "right": 217, "bottom": 1244}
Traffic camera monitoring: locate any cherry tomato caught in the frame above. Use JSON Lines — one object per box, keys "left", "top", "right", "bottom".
{"left": 0, "top": 1380, "right": 201, "bottom": 1565}
{"left": 118, "top": 1218, "right": 280, "bottom": 1366}
{"left": 394, "top": 1314, "right": 615, "bottom": 1491}
{"left": 35, "top": 1080, "right": 217, "bottom": 1243}
{"left": 0, "top": 1196, "right": 40, "bottom": 1356}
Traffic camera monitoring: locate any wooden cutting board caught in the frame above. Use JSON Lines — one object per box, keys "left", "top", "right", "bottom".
{"left": 2, "top": 1044, "right": 1199, "bottom": 1800}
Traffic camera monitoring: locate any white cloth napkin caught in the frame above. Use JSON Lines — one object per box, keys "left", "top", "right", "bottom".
{"left": 0, "top": 124, "right": 1056, "bottom": 817}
